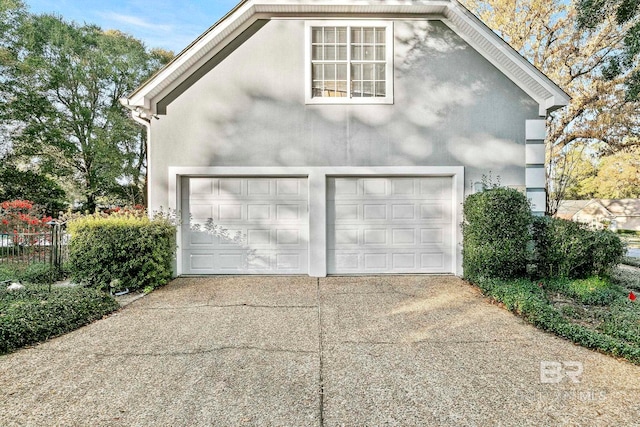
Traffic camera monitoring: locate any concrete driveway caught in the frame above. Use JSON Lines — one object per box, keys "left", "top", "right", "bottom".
{"left": 1, "top": 276, "right": 639, "bottom": 426}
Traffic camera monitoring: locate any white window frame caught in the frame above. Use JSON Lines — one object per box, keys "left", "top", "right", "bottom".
{"left": 305, "top": 20, "right": 394, "bottom": 105}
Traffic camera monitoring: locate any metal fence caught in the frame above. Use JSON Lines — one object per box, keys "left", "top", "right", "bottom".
{"left": 0, "top": 225, "right": 68, "bottom": 268}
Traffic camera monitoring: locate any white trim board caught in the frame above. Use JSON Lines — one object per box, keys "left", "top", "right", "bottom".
{"left": 169, "top": 166, "right": 464, "bottom": 277}
{"left": 125, "top": 1, "right": 569, "bottom": 118}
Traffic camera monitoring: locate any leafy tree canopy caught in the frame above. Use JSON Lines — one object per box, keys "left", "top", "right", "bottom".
{"left": 577, "top": 0, "right": 640, "bottom": 100}
{"left": 0, "top": 166, "right": 68, "bottom": 215}
{"left": 462, "top": 0, "right": 640, "bottom": 213}
{"left": 0, "top": 1, "right": 172, "bottom": 212}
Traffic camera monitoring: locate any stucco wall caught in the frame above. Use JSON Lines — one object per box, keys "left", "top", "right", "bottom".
{"left": 149, "top": 19, "right": 540, "bottom": 211}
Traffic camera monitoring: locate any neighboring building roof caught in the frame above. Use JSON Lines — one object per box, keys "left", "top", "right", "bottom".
{"left": 598, "top": 199, "right": 640, "bottom": 217}
{"left": 557, "top": 199, "right": 640, "bottom": 220}
{"left": 555, "top": 200, "right": 591, "bottom": 220}
{"left": 123, "top": 0, "right": 570, "bottom": 118}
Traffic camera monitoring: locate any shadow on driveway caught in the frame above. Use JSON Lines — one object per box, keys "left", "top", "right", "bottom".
{"left": 1, "top": 275, "right": 639, "bottom": 426}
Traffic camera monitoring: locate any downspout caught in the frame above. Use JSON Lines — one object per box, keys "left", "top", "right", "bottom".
{"left": 119, "top": 98, "right": 155, "bottom": 213}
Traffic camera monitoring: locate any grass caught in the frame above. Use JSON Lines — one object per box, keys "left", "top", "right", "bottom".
{"left": 471, "top": 266, "right": 640, "bottom": 365}
{"left": 0, "top": 284, "right": 119, "bottom": 354}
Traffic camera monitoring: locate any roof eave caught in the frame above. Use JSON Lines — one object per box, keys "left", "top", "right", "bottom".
{"left": 126, "top": 0, "right": 569, "bottom": 117}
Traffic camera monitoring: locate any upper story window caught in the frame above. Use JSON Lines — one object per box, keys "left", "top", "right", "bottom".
{"left": 305, "top": 21, "right": 393, "bottom": 104}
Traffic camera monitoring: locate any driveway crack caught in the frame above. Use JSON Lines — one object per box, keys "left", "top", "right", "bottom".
{"left": 34, "top": 345, "right": 316, "bottom": 358}
{"left": 138, "top": 303, "right": 316, "bottom": 311}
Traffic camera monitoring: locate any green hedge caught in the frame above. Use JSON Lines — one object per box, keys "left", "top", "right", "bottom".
{"left": 531, "top": 216, "right": 624, "bottom": 279}
{"left": 68, "top": 213, "right": 176, "bottom": 292}
{"left": 0, "top": 286, "right": 119, "bottom": 354}
{"left": 0, "top": 262, "right": 67, "bottom": 284}
{"left": 462, "top": 187, "right": 532, "bottom": 280}
{"left": 475, "top": 277, "right": 640, "bottom": 364}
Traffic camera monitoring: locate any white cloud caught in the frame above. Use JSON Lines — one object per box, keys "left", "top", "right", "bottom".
{"left": 99, "top": 12, "right": 172, "bottom": 32}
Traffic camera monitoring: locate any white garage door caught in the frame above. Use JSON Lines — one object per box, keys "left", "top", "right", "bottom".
{"left": 182, "top": 177, "right": 308, "bottom": 274}
{"left": 327, "top": 176, "right": 453, "bottom": 274}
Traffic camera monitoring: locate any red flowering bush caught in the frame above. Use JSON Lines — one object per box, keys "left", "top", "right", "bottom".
{"left": 0, "top": 200, "right": 53, "bottom": 245}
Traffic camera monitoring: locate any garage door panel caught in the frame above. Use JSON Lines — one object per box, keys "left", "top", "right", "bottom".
{"left": 422, "top": 252, "right": 445, "bottom": 269}
{"left": 190, "top": 178, "right": 216, "bottom": 195}
{"left": 392, "top": 228, "right": 416, "bottom": 245}
{"left": 328, "top": 249, "right": 448, "bottom": 273}
{"left": 361, "top": 204, "right": 385, "bottom": 220}
{"left": 247, "top": 204, "right": 271, "bottom": 220}
{"left": 420, "top": 203, "right": 449, "bottom": 220}
{"left": 363, "top": 229, "right": 387, "bottom": 245}
{"left": 392, "top": 204, "right": 415, "bottom": 220}
{"left": 421, "top": 228, "right": 444, "bottom": 244}
{"left": 183, "top": 177, "right": 308, "bottom": 274}
{"left": 186, "top": 249, "right": 308, "bottom": 274}
{"left": 328, "top": 176, "right": 453, "bottom": 274}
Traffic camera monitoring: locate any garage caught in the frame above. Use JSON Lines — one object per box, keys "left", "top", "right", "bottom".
{"left": 182, "top": 177, "right": 309, "bottom": 274}
{"left": 327, "top": 176, "right": 454, "bottom": 274}
{"left": 175, "top": 167, "right": 462, "bottom": 276}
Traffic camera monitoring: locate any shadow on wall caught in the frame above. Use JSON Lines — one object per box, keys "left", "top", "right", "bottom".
{"left": 164, "top": 20, "right": 535, "bottom": 182}
{"left": 189, "top": 218, "right": 259, "bottom": 270}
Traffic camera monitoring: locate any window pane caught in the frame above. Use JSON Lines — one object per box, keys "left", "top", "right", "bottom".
{"left": 362, "top": 64, "right": 374, "bottom": 80}
{"left": 324, "top": 64, "right": 335, "bottom": 80}
{"left": 312, "top": 81, "right": 323, "bottom": 97}
{"left": 312, "top": 28, "right": 323, "bottom": 43}
{"left": 351, "top": 45, "right": 362, "bottom": 60}
{"left": 324, "top": 46, "right": 336, "bottom": 61}
{"left": 375, "top": 28, "right": 385, "bottom": 44}
{"left": 363, "top": 81, "right": 373, "bottom": 97}
{"left": 337, "top": 28, "right": 347, "bottom": 43}
{"left": 364, "top": 28, "right": 374, "bottom": 43}
{"left": 352, "top": 81, "right": 362, "bottom": 97}
{"left": 375, "top": 46, "right": 385, "bottom": 61}
{"left": 312, "top": 45, "right": 322, "bottom": 61}
{"left": 351, "top": 63, "right": 361, "bottom": 80}
{"left": 337, "top": 45, "right": 347, "bottom": 60}
{"left": 337, "top": 64, "right": 347, "bottom": 80}
{"left": 375, "top": 64, "right": 386, "bottom": 80}
{"left": 325, "top": 80, "right": 336, "bottom": 94}
{"left": 351, "top": 28, "right": 362, "bottom": 43}
{"left": 363, "top": 46, "right": 374, "bottom": 60}
{"left": 336, "top": 80, "right": 348, "bottom": 97}
{"left": 375, "top": 82, "right": 386, "bottom": 97}
{"left": 325, "top": 27, "right": 336, "bottom": 43}
{"left": 312, "top": 64, "right": 323, "bottom": 80}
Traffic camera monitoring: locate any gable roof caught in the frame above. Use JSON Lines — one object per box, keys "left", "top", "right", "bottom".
{"left": 555, "top": 200, "right": 592, "bottom": 220}
{"left": 557, "top": 199, "right": 640, "bottom": 220}
{"left": 597, "top": 199, "right": 640, "bottom": 217}
{"left": 123, "top": 0, "right": 570, "bottom": 118}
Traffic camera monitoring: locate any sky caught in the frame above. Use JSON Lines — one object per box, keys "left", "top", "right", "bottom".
{"left": 26, "top": 0, "right": 241, "bottom": 53}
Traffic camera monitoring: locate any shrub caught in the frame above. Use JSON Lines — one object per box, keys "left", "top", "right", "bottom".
{"left": 474, "top": 276, "right": 640, "bottom": 364}
{"left": 68, "top": 212, "right": 176, "bottom": 292}
{"left": 532, "top": 216, "right": 624, "bottom": 279}
{"left": 0, "top": 263, "right": 66, "bottom": 284}
{"left": 0, "top": 285, "right": 119, "bottom": 354}
{"left": 0, "top": 200, "right": 53, "bottom": 238}
{"left": 462, "top": 187, "right": 532, "bottom": 280}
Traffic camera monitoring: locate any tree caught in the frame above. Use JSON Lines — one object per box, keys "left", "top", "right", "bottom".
{"left": 590, "top": 148, "right": 640, "bottom": 198}
{"left": 0, "top": 5, "right": 172, "bottom": 211}
{"left": 577, "top": 0, "right": 640, "bottom": 100}
{"left": 461, "top": 0, "right": 640, "bottom": 214}
{"left": 548, "top": 143, "right": 597, "bottom": 207}
{"left": 0, "top": 166, "right": 67, "bottom": 215}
